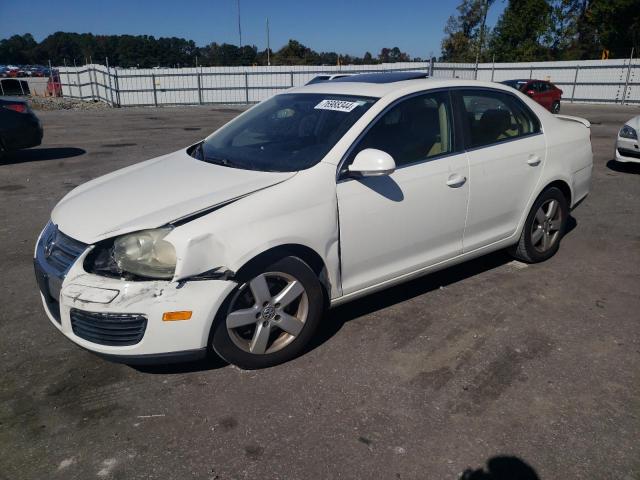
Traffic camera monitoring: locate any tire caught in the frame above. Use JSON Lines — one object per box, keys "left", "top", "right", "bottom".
{"left": 510, "top": 186, "right": 568, "bottom": 263}
{"left": 210, "top": 256, "right": 324, "bottom": 369}
{"left": 552, "top": 101, "right": 561, "bottom": 114}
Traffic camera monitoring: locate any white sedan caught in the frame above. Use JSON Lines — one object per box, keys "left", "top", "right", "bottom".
{"left": 34, "top": 72, "right": 593, "bottom": 369}
{"left": 615, "top": 115, "right": 640, "bottom": 163}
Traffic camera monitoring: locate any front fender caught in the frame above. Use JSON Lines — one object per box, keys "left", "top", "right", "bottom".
{"left": 167, "top": 163, "right": 342, "bottom": 298}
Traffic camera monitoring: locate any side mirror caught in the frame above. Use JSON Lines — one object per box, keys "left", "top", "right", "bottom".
{"left": 526, "top": 89, "right": 535, "bottom": 96}
{"left": 348, "top": 148, "right": 396, "bottom": 177}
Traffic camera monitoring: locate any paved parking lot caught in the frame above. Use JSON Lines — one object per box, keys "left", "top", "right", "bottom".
{"left": 1, "top": 102, "right": 639, "bottom": 480}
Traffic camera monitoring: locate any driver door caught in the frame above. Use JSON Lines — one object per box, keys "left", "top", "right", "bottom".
{"left": 336, "top": 91, "right": 469, "bottom": 295}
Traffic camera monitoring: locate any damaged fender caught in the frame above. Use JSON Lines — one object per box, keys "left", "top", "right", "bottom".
{"left": 167, "top": 162, "right": 342, "bottom": 298}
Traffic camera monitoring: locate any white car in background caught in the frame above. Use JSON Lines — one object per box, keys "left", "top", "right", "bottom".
{"left": 616, "top": 115, "right": 640, "bottom": 163}
{"left": 34, "top": 72, "right": 593, "bottom": 369}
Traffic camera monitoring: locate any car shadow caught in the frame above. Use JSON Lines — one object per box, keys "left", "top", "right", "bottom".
{"left": 307, "top": 249, "right": 513, "bottom": 354}
{"left": 606, "top": 159, "right": 640, "bottom": 175}
{"left": 310, "top": 215, "right": 578, "bottom": 355}
{"left": 358, "top": 175, "right": 405, "bottom": 201}
{"left": 460, "top": 456, "right": 540, "bottom": 479}
{"left": 132, "top": 353, "right": 229, "bottom": 375}
{"left": 1, "top": 147, "right": 86, "bottom": 165}
{"left": 565, "top": 215, "right": 577, "bottom": 237}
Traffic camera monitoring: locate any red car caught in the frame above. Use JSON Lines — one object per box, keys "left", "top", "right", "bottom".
{"left": 501, "top": 79, "right": 563, "bottom": 113}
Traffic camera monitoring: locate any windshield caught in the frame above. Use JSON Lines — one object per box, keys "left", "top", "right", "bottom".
{"left": 195, "top": 93, "right": 377, "bottom": 172}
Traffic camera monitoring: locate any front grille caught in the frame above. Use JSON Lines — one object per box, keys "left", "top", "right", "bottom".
{"left": 618, "top": 147, "right": 640, "bottom": 159}
{"left": 35, "top": 223, "right": 87, "bottom": 323}
{"left": 39, "top": 223, "right": 87, "bottom": 275}
{"left": 70, "top": 309, "right": 147, "bottom": 346}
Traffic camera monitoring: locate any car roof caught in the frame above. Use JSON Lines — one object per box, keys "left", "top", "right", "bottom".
{"left": 289, "top": 75, "right": 519, "bottom": 99}
{"left": 331, "top": 71, "right": 429, "bottom": 83}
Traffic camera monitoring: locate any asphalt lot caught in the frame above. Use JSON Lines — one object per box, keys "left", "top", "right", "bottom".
{"left": 1, "top": 102, "right": 639, "bottom": 480}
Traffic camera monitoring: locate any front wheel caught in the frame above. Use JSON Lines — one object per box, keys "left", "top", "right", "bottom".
{"left": 551, "top": 100, "right": 561, "bottom": 114}
{"left": 210, "top": 256, "right": 324, "bottom": 369}
{"left": 510, "top": 187, "right": 568, "bottom": 263}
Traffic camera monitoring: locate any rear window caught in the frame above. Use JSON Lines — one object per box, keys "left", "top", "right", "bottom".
{"left": 459, "top": 89, "right": 541, "bottom": 148}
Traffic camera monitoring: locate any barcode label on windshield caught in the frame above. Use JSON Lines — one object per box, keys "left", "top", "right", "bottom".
{"left": 314, "top": 99, "right": 360, "bottom": 112}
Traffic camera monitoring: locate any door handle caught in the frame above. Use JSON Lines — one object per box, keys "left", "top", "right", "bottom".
{"left": 527, "top": 155, "right": 541, "bottom": 166}
{"left": 446, "top": 173, "right": 467, "bottom": 188}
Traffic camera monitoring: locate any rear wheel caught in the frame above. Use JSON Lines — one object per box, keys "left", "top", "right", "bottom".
{"left": 210, "top": 256, "right": 324, "bottom": 369}
{"left": 551, "top": 100, "right": 561, "bottom": 114}
{"left": 510, "top": 187, "right": 568, "bottom": 263}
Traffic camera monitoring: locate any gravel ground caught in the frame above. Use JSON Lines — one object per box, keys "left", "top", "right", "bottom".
{"left": 0, "top": 103, "right": 639, "bottom": 480}
{"left": 28, "top": 96, "right": 111, "bottom": 111}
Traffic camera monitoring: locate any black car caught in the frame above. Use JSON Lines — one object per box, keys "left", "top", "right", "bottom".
{"left": 0, "top": 97, "right": 43, "bottom": 154}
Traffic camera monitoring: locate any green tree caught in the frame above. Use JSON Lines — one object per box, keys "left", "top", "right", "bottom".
{"left": 0, "top": 34, "right": 38, "bottom": 63}
{"left": 273, "top": 40, "right": 318, "bottom": 65}
{"left": 580, "top": 0, "right": 639, "bottom": 58}
{"left": 378, "top": 47, "right": 410, "bottom": 63}
{"left": 489, "top": 0, "right": 554, "bottom": 61}
{"left": 441, "top": 0, "right": 494, "bottom": 62}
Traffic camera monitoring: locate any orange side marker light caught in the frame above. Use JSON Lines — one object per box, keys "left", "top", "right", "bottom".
{"left": 162, "top": 311, "right": 193, "bottom": 321}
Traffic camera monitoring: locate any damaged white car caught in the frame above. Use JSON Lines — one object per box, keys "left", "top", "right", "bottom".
{"left": 34, "top": 72, "right": 593, "bottom": 369}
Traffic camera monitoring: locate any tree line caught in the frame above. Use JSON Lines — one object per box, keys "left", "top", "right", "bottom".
{"left": 442, "top": 0, "right": 639, "bottom": 62}
{"left": 0, "top": 32, "right": 415, "bottom": 67}
{"left": 2, "top": 0, "right": 636, "bottom": 67}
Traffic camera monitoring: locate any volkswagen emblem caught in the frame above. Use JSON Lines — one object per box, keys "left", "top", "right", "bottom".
{"left": 261, "top": 304, "right": 276, "bottom": 320}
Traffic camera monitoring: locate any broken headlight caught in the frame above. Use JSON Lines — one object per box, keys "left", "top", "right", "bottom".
{"left": 112, "top": 227, "right": 177, "bottom": 279}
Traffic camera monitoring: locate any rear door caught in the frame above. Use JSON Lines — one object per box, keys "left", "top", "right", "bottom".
{"left": 454, "top": 88, "right": 546, "bottom": 251}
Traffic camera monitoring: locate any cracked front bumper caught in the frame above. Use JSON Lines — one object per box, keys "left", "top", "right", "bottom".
{"left": 36, "top": 248, "right": 236, "bottom": 362}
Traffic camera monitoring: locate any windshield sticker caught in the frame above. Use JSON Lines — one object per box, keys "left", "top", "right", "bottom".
{"left": 314, "top": 99, "right": 360, "bottom": 113}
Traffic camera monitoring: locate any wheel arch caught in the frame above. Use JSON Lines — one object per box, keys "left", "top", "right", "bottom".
{"left": 544, "top": 179, "right": 572, "bottom": 206}
{"left": 514, "top": 177, "right": 573, "bottom": 243}
{"left": 234, "top": 243, "right": 331, "bottom": 306}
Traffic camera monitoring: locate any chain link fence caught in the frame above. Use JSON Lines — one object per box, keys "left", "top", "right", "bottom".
{"left": 55, "top": 58, "right": 640, "bottom": 107}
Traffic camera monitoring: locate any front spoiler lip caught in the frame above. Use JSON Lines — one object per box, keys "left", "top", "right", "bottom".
{"left": 91, "top": 348, "right": 208, "bottom": 365}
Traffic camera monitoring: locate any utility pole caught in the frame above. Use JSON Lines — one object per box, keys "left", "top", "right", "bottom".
{"left": 266, "top": 18, "right": 271, "bottom": 66}
{"left": 474, "top": 0, "right": 490, "bottom": 79}
{"left": 237, "top": 0, "right": 242, "bottom": 46}
{"left": 622, "top": 47, "right": 635, "bottom": 104}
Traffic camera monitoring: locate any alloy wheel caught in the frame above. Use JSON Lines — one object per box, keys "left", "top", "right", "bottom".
{"left": 531, "top": 199, "right": 563, "bottom": 253}
{"left": 225, "top": 272, "right": 309, "bottom": 355}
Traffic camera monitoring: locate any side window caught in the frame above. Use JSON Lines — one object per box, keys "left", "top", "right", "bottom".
{"left": 349, "top": 91, "right": 454, "bottom": 168}
{"left": 459, "top": 90, "right": 540, "bottom": 148}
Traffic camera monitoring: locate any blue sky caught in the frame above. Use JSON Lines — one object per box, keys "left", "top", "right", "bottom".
{"left": 0, "top": 0, "right": 506, "bottom": 58}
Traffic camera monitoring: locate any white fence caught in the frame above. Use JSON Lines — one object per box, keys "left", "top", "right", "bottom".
{"left": 57, "top": 58, "right": 640, "bottom": 107}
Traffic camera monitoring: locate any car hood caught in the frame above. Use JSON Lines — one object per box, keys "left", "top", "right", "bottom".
{"left": 52, "top": 149, "right": 296, "bottom": 244}
{"left": 623, "top": 115, "right": 640, "bottom": 131}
